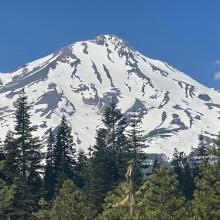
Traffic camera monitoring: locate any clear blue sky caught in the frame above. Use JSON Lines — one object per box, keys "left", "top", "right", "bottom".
{"left": 0, "top": 0, "right": 220, "bottom": 89}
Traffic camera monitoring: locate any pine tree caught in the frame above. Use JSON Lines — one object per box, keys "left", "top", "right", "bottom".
{"left": 189, "top": 133, "right": 209, "bottom": 178}
{"left": 211, "top": 132, "right": 220, "bottom": 162}
{"left": 0, "top": 178, "right": 17, "bottom": 219}
{"left": 182, "top": 162, "right": 195, "bottom": 200}
{"left": 0, "top": 160, "right": 38, "bottom": 219}
{"left": 75, "top": 149, "right": 88, "bottom": 188}
{"left": 1, "top": 89, "right": 44, "bottom": 218}
{"left": 50, "top": 180, "right": 88, "bottom": 220}
{"left": 190, "top": 162, "right": 220, "bottom": 220}
{"left": 3, "top": 131, "right": 19, "bottom": 180}
{"left": 83, "top": 146, "right": 96, "bottom": 220}
{"left": 137, "top": 165, "right": 187, "bottom": 220}
{"left": 190, "top": 133, "right": 220, "bottom": 219}
{"left": 103, "top": 101, "right": 125, "bottom": 183}
{"left": 115, "top": 117, "right": 130, "bottom": 180}
{"left": 44, "top": 128, "right": 56, "bottom": 200}
{"left": 54, "top": 116, "right": 76, "bottom": 188}
{"left": 99, "top": 182, "right": 131, "bottom": 220}
{"left": 89, "top": 102, "right": 130, "bottom": 213}
{"left": 197, "top": 133, "right": 209, "bottom": 162}
{"left": 32, "top": 198, "right": 50, "bottom": 220}
{"left": 126, "top": 112, "right": 147, "bottom": 187}
{"left": 171, "top": 148, "right": 195, "bottom": 200}
{"left": 90, "top": 128, "right": 112, "bottom": 212}
{"left": 8, "top": 180, "right": 38, "bottom": 219}
{"left": 99, "top": 161, "right": 136, "bottom": 220}
{"left": 14, "top": 89, "right": 43, "bottom": 188}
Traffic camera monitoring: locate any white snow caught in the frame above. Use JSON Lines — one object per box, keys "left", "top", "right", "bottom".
{"left": 0, "top": 34, "right": 219, "bottom": 157}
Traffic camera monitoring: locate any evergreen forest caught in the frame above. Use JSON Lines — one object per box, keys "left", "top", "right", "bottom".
{"left": 0, "top": 90, "right": 220, "bottom": 220}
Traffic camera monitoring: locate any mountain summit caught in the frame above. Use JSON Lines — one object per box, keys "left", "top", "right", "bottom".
{"left": 0, "top": 34, "right": 219, "bottom": 156}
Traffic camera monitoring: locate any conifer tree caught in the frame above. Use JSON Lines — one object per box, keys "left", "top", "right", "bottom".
{"left": 99, "top": 182, "right": 131, "bottom": 220}
{"left": 189, "top": 133, "right": 209, "bottom": 178}
{"left": 83, "top": 146, "right": 96, "bottom": 220}
{"left": 196, "top": 133, "right": 209, "bottom": 163}
{"left": 190, "top": 162, "right": 220, "bottom": 220}
{"left": 171, "top": 148, "right": 195, "bottom": 200}
{"left": 99, "top": 161, "right": 135, "bottom": 220}
{"left": 89, "top": 102, "right": 130, "bottom": 212}
{"left": 32, "top": 198, "right": 50, "bottom": 220}
{"left": 137, "top": 165, "right": 187, "bottom": 220}
{"left": 115, "top": 117, "right": 130, "bottom": 180}
{"left": 0, "top": 90, "right": 43, "bottom": 218}
{"left": 211, "top": 132, "right": 220, "bottom": 162}
{"left": 103, "top": 101, "right": 125, "bottom": 182}
{"left": 3, "top": 131, "right": 19, "bottom": 179}
{"left": 0, "top": 178, "right": 16, "bottom": 219}
{"left": 75, "top": 149, "right": 88, "bottom": 188}
{"left": 126, "top": 112, "right": 147, "bottom": 186}
{"left": 50, "top": 180, "right": 88, "bottom": 220}
{"left": 190, "top": 133, "right": 220, "bottom": 219}
{"left": 54, "top": 116, "right": 76, "bottom": 187}
{"left": 14, "top": 89, "right": 43, "bottom": 187}
{"left": 0, "top": 157, "right": 38, "bottom": 219}
{"left": 90, "top": 128, "right": 111, "bottom": 212}
{"left": 44, "top": 128, "right": 56, "bottom": 200}
{"left": 181, "top": 162, "right": 195, "bottom": 200}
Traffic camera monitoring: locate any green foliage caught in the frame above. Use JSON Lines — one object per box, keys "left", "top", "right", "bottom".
{"left": 189, "top": 133, "right": 210, "bottom": 178}
{"left": 50, "top": 180, "right": 88, "bottom": 220}
{"left": 190, "top": 161, "right": 220, "bottom": 219}
{"left": 211, "top": 132, "right": 220, "bottom": 162}
{"left": 99, "top": 182, "right": 131, "bottom": 220}
{"left": 99, "top": 161, "right": 136, "bottom": 220}
{"left": 54, "top": 116, "right": 77, "bottom": 188}
{"left": 171, "top": 148, "right": 195, "bottom": 200}
{"left": 0, "top": 179, "right": 38, "bottom": 219}
{"left": 1, "top": 91, "right": 220, "bottom": 220}
{"left": 13, "top": 90, "right": 43, "bottom": 192}
{"left": 44, "top": 129, "right": 56, "bottom": 200}
{"left": 103, "top": 101, "right": 127, "bottom": 182}
{"left": 3, "top": 131, "right": 19, "bottom": 179}
{"left": 0, "top": 179, "right": 16, "bottom": 219}
{"left": 126, "top": 112, "right": 147, "bottom": 187}
{"left": 90, "top": 128, "right": 112, "bottom": 211}
{"left": 75, "top": 149, "right": 88, "bottom": 188}
{"left": 32, "top": 198, "right": 50, "bottom": 220}
{"left": 137, "top": 165, "right": 187, "bottom": 220}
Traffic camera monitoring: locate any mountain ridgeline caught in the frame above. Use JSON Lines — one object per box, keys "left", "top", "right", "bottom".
{"left": 0, "top": 34, "right": 219, "bottom": 156}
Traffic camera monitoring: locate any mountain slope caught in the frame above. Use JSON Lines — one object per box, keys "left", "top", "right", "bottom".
{"left": 0, "top": 34, "right": 219, "bottom": 157}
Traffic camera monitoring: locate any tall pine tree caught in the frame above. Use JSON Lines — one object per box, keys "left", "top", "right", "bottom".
{"left": 75, "top": 149, "right": 88, "bottom": 188}
{"left": 90, "top": 128, "right": 111, "bottom": 212}
{"left": 14, "top": 89, "right": 42, "bottom": 188}
{"left": 126, "top": 112, "right": 147, "bottom": 186}
{"left": 171, "top": 148, "right": 195, "bottom": 200}
{"left": 89, "top": 102, "right": 129, "bottom": 212}
{"left": 190, "top": 162, "right": 220, "bottom": 220}
{"left": 3, "top": 131, "right": 19, "bottom": 180}
{"left": 44, "top": 128, "right": 56, "bottom": 200}
{"left": 54, "top": 116, "right": 76, "bottom": 188}
{"left": 137, "top": 165, "right": 187, "bottom": 220}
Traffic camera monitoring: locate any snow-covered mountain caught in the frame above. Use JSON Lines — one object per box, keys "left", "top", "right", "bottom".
{"left": 0, "top": 34, "right": 220, "bottom": 157}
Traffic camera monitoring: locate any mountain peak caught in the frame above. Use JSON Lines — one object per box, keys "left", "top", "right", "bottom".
{"left": 0, "top": 35, "right": 219, "bottom": 157}
{"left": 91, "top": 34, "right": 136, "bottom": 51}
